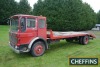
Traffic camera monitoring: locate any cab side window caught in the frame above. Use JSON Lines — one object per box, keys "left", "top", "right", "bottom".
{"left": 38, "top": 19, "right": 45, "bottom": 28}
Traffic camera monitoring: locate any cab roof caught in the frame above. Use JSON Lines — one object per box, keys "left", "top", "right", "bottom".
{"left": 11, "top": 14, "right": 46, "bottom": 18}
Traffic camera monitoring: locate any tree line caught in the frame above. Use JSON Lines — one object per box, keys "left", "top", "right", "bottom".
{"left": 0, "top": 0, "right": 100, "bottom": 31}
{"left": 0, "top": 0, "right": 31, "bottom": 25}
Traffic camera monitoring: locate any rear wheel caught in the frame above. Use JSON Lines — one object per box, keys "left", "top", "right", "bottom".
{"left": 31, "top": 41, "right": 45, "bottom": 57}
{"left": 79, "top": 36, "right": 83, "bottom": 44}
{"left": 82, "top": 36, "right": 89, "bottom": 45}
{"left": 79, "top": 36, "right": 89, "bottom": 45}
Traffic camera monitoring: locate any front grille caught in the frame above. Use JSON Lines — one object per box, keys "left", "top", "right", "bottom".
{"left": 10, "top": 42, "right": 15, "bottom": 48}
{"left": 9, "top": 33, "right": 17, "bottom": 46}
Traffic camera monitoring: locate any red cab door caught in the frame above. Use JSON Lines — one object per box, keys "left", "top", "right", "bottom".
{"left": 37, "top": 17, "right": 47, "bottom": 39}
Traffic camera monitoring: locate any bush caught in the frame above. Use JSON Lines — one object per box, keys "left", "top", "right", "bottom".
{"left": 33, "top": 0, "right": 97, "bottom": 31}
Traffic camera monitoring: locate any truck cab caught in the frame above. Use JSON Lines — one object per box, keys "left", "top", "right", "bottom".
{"left": 9, "top": 14, "right": 48, "bottom": 57}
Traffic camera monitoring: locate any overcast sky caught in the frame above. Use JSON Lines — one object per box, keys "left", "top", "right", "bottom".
{"left": 15, "top": 0, "right": 100, "bottom": 13}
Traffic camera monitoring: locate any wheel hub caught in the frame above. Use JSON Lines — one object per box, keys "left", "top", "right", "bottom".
{"left": 85, "top": 37, "right": 88, "bottom": 44}
{"left": 34, "top": 45, "right": 43, "bottom": 55}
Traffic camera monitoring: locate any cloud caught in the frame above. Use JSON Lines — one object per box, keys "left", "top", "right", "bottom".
{"left": 28, "top": 0, "right": 37, "bottom": 7}
{"left": 15, "top": 0, "right": 38, "bottom": 7}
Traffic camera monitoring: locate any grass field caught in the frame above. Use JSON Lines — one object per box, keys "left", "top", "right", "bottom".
{"left": 0, "top": 25, "right": 100, "bottom": 67}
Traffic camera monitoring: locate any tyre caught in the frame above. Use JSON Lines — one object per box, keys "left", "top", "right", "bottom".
{"left": 79, "top": 36, "right": 89, "bottom": 45}
{"left": 79, "top": 36, "right": 83, "bottom": 44}
{"left": 30, "top": 41, "right": 45, "bottom": 57}
{"left": 82, "top": 36, "right": 89, "bottom": 45}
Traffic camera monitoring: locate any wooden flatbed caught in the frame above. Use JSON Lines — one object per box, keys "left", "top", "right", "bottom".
{"left": 47, "top": 30, "right": 96, "bottom": 39}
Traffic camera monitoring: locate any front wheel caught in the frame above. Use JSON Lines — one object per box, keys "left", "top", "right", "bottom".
{"left": 30, "top": 41, "right": 45, "bottom": 57}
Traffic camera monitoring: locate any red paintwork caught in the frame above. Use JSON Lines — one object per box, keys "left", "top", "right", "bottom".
{"left": 18, "top": 28, "right": 37, "bottom": 45}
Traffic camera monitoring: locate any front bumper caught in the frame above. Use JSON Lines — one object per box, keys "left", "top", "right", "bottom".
{"left": 9, "top": 42, "right": 30, "bottom": 53}
{"left": 9, "top": 43, "right": 20, "bottom": 53}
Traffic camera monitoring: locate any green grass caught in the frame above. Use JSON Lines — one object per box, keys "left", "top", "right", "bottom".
{"left": 0, "top": 25, "right": 100, "bottom": 67}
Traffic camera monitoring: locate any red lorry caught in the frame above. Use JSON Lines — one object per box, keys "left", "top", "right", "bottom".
{"left": 9, "top": 14, "right": 95, "bottom": 57}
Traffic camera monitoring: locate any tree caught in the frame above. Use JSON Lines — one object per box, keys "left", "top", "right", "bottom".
{"left": 97, "top": 10, "right": 100, "bottom": 24}
{"left": 33, "top": 0, "right": 97, "bottom": 31}
{"left": 0, "top": 0, "right": 18, "bottom": 25}
{"left": 0, "top": 0, "right": 32, "bottom": 25}
{"left": 18, "top": 0, "right": 31, "bottom": 14}
{"left": 81, "top": 3, "right": 97, "bottom": 30}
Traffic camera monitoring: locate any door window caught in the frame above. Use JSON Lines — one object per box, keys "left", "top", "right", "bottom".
{"left": 20, "top": 18, "right": 26, "bottom": 32}
{"left": 27, "top": 18, "right": 35, "bottom": 28}
{"left": 38, "top": 19, "right": 45, "bottom": 28}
